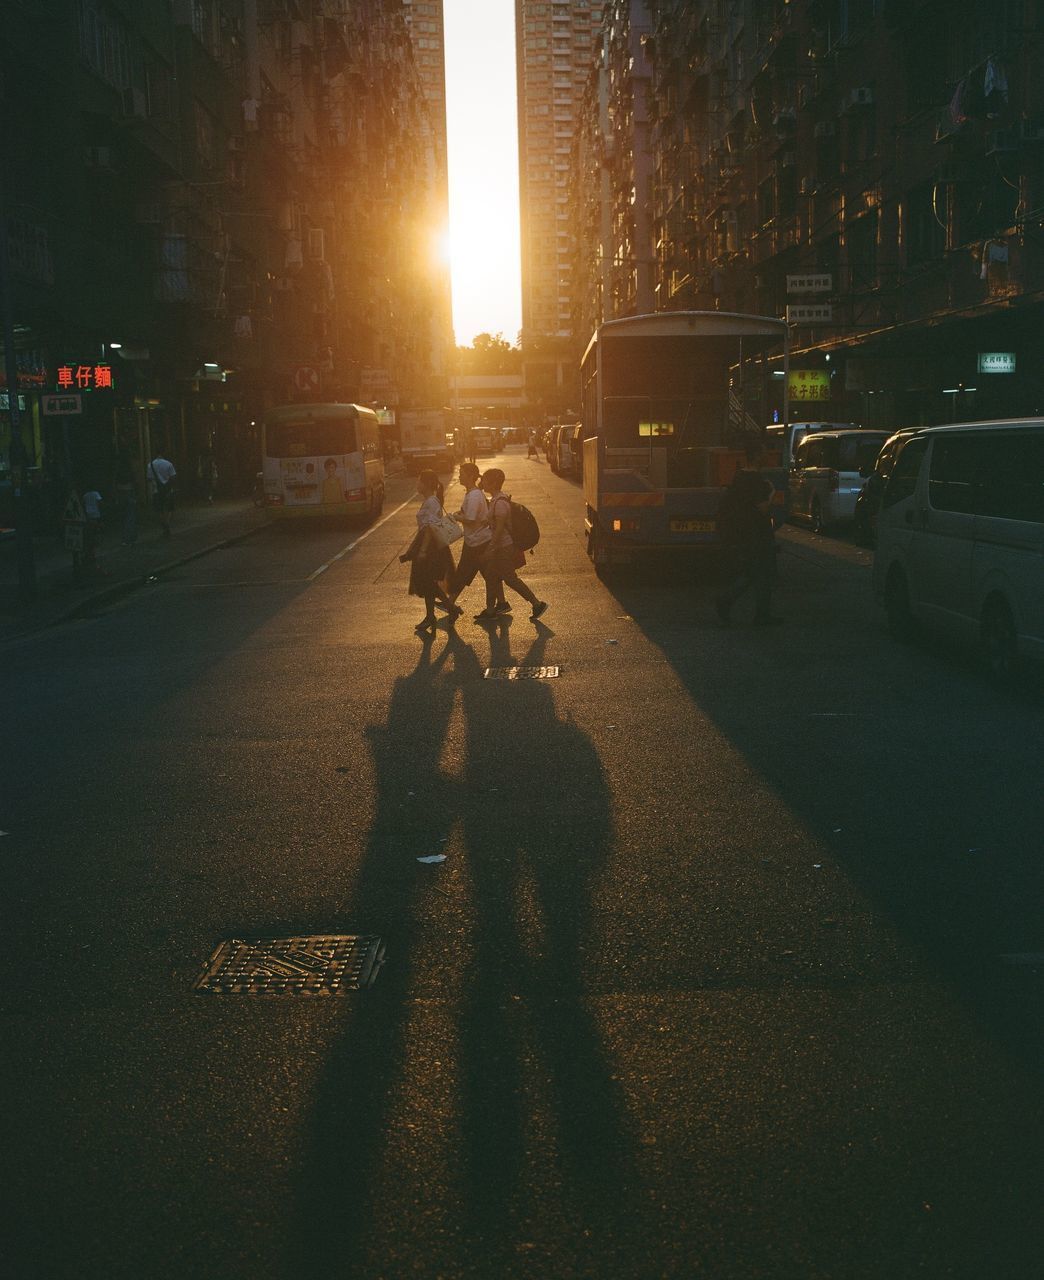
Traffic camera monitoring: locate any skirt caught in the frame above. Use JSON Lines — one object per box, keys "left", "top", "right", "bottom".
{"left": 408, "top": 542, "right": 454, "bottom": 597}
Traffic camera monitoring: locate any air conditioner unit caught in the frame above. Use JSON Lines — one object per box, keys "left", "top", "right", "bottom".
{"left": 985, "top": 129, "right": 1018, "bottom": 156}
{"left": 1018, "top": 120, "right": 1044, "bottom": 143}
{"left": 814, "top": 121, "right": 836, "bottom": 139}
{"left": 227, "top": 135, "right": 245, "bottom": 153}
{"left": 844, "top": 87, "right": 873, "bottom": 112}
{"left": 121, "top": 87, "right": 148, "bottom": 118}
{"left": 307, "top": 227, "right": 325, "bottom": 261}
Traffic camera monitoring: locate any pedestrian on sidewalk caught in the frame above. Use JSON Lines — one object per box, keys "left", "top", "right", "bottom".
{"left": 82, "top": 484, "right": 104, "bottom": 570}
{"left": 400, "top": 468, "right": 460, "bottom": 634}
{"left": 446, "top": 462, "right": 507, "bottom": 619}
{"left": 114, "top": 448, "right": 138, "bottom": 545}
{"left": 479, "top": 468, "right": 547, "bottom": 623}
{"left": 197, "top": 450, "right": 218, "bottom": 503}
{"left": 714, "top": 469, "right": 783, "bottom": 626}
{"left": 148, "top": 453, "right": 177, "bottom": 538}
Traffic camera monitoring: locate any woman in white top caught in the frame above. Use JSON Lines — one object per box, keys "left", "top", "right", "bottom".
{"left": 402, "top": 469, "right": 460, "bottom": 633}
{"left": 447, "top": 462, "right": 507, "bottom": 619}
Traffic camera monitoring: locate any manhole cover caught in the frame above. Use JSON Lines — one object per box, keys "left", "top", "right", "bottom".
{"left": 484, "top": 665, "right": 561, "bottom": 679}
{"left": 194, "top": 935, "right": 384, "bottom": 995}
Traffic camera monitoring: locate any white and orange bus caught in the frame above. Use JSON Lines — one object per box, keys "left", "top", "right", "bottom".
{"left": 261, "top": 403, "right": 385, "bottom": 521}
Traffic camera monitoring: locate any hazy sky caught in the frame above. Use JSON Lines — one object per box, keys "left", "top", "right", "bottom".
{"left": 443, "top": 0, "right": 522, "bottom": 348}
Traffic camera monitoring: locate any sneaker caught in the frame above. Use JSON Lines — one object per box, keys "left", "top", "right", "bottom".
{"left": 493, "top": 601, "right": 512, "bottom": 615}
{"left": 530, "top": 600, "right": 548, "bottom": 622}
{"left": 473, "top": 609, "right": 499, "bottom": 621}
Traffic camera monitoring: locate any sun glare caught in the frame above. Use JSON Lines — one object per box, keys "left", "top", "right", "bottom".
{"left": 444, "top": 0, "right": 521, "bottom": 346}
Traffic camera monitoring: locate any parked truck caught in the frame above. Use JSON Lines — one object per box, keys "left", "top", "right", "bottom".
{"left": 399, "top": 409, "right": 452, "bottom": 474}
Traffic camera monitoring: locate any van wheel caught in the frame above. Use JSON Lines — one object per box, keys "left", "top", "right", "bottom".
{"left": 981, "top": 598, "right": 1017, "bottom": 682}
{"left": 885, "top": 568, "right": 916, "bottom": 643}
{"left": 810, "top": 499, "right": 825, "bottom": 535}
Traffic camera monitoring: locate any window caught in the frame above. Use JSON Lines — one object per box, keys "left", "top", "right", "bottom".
{"left": 882, "top": 436, "right": 928, "bottom": 508}
{"left": 979, "top": 432, "right": 1044, "bottom": 522}
{"left": 906, "top": 182, "right": 945, "bottom": 267}
{"left": 929, "top": 434, "right": 985, "bottom": 513}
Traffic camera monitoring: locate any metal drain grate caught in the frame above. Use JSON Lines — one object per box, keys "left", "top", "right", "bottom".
{"left": 194, "top": 934, "right": 385, "bottom": 996}
{"left": 484, "top": 665, "right": 561, "bottom": 680}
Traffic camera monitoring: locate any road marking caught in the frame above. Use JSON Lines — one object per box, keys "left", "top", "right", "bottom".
{"left": 307, "top": 497, "right": 415, "bottom": 581}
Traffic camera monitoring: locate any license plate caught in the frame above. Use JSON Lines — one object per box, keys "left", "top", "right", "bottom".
{"left": 670, "top": 519, "right": 715, "bottom": 533}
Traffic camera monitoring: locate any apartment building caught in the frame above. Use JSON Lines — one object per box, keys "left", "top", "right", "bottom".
{"left": 515, "top": 0, "right": 603, "bottom": 414}
{"left": 400, "top": 0, "right": 454, "bottom": 381}
{"left": 643, "top": 0, "right": 1044, "bottom": 428}
{"left": 1, "top": 0, "right": 450, "bottom": 522}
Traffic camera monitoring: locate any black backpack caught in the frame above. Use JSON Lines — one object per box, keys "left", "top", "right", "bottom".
{"left": 509, "top": 500, "right": 540, "bottom": 551}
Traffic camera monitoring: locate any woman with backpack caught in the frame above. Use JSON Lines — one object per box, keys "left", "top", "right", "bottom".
{"left": 478, "top": 468, "right": 547, "bottom": 622}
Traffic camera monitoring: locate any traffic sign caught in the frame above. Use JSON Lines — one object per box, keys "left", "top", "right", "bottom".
{"left": 293, "top": 365, "right": 320, "bottom": 393}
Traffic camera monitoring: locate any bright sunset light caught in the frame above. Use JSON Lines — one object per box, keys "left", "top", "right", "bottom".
{"left": 443, "top": 0, "right": 522, "bottom": 347}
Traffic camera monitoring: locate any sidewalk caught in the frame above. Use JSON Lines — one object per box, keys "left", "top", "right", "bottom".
{"left": 0, "top": 498, "right": 271, "bottom": 645}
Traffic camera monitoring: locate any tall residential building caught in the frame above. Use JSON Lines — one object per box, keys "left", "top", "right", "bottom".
{"left": 516, "top": 0, "right": 603, "bottom": 345}
{"left": 401, "top": 0, "right": 453, "bottom": 375}
{"left": 515, "top": 0, "right": 602, "bottom": 415}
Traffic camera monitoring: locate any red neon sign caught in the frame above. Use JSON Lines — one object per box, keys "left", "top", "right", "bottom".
{"left": 56, "top": 364, "right": 115, "bottom": 390}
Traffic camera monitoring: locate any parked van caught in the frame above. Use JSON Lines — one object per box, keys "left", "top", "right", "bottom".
{"left": 762, "top": 421, "right": 858, "bottom": 520}
{"left": 873, "top": 419, "right": 1044, "bottom": 676}
{"left": 789, "top": 429, "right": 890, "bottom": 533}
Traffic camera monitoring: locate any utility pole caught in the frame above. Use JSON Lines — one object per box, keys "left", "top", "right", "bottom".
{"left": 0, "top": 48, "right": 37, "bottom": 601}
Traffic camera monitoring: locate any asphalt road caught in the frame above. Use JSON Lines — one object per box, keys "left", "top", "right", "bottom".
{"left": 4, "top": 447, "right": 1042, "bottom": 1280}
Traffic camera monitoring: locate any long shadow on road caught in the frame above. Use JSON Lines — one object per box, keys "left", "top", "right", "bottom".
{"left": 293, "top": 620, "right": 638, "bottom": 1275}
{"left": 598, "top": 553, "right": 1044, "bottom": 1075}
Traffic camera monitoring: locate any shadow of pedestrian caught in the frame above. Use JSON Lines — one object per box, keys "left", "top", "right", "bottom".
{"left": 291, "top": 631, "right": 459, "bottom": 1271}
{"left": 445, "top": 622, "right": 637, "bottom": 1260}
{"left": 293, "top": 621, "right": 636, "bottom": 1274}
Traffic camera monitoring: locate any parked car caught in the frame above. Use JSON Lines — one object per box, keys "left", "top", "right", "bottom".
{"left": 569, "top": 422, "right": 585, "bottom": 479}
{"left": 788, "top": 429, "right": 890, "bottom": 533}
{"left": 548, "top": 423, "right": 574, "bottom": 475}
{"left": 873, "top": 418, "right": 1044, "bottom": 678}
{"left": 852, "top": 427, "right": 926, "bottom": 546}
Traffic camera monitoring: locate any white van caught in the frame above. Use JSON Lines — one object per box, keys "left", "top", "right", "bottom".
{"left": 873, "top": 419, "right": 1044, "bottom": 675}
{"left": 788, "top": 429, "right": 890, "bottom": 532}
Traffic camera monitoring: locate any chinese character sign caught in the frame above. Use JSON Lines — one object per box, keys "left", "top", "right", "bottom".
{"left": 788, "top": 370, "right": 831, "bottom": 402}
{"left": 56, "top": 364, "right": 115, "bottom": 391}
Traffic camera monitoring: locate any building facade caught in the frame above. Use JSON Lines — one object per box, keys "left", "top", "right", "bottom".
{"left": 639, "top": 0, "right": 1044, "bottom": 428}
{"left": 515, "top": 0, "right": 603, "bottom": 416}
{"left": 1, "top": 0, "right": 451, "bottom": 529}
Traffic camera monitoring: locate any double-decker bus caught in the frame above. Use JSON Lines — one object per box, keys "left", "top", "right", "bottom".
{"left": 581, "top": 311, "right": 789, "bottom": 571}
{"left": 261, "top": 403, "right": 385, "bottom": 521}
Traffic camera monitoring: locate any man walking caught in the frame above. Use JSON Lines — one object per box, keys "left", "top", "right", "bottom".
{"left": 714, "top": 469, "right": 782, "bottom": 626}
{"left": 148, "top": 451, "right": 177, "bottom": 538}
{"left": 447, "top": 463, "right": 506, "bottom": 619}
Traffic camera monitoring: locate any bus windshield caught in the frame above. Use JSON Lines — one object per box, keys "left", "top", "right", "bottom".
{"left": 265, "top": 417, "right": 356, "bottom": 458}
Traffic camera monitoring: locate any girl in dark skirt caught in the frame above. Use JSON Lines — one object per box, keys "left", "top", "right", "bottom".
{"left": 402, "top": 469, "right": 461, "bottom": 633}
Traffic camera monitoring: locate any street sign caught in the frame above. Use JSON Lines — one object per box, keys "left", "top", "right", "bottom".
{"left": 42, "top": 394, "right": 83, "bottom": 416}
{"left": 978, "top": 352, "right": 1016, "bottom": 374}
{"left": 786, "top": 303, "right": 833, "bottom": 325}
{"left": 787, "top": 273, "right": 833, "bottom": 294}
{"left": 293, "top": 365, "right": 320, "bottom": 393}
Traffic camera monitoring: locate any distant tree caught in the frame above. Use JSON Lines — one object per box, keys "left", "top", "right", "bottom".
{"left": 454, "top": 332, "right": 522, "bottom": 375}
